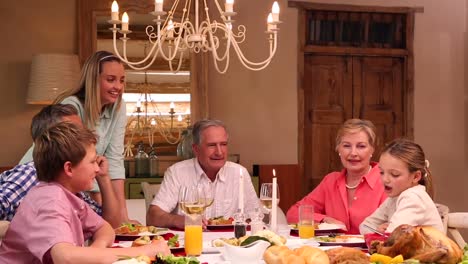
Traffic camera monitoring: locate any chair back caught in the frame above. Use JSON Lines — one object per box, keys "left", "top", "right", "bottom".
{"left": 0, "top": 221, "right": 10, "bottom": 241}
{"left": 141, "top": 182, "right": 161, "bottom": 211}
{"left": 436, "top": 203, "right": 450, "bottom": 234}
{"left": 447, "top": 212, "right": 468, "bottom": 249}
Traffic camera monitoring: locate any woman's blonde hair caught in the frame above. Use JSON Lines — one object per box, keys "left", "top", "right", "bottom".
{"left": 54, "top": 51, "right": 123, "bottom": 129}
{"left": 381, "top": 138, "right": 435, "bottom": 199}
{"left": 335, "top": 118, "right": 377, "bottom": 151}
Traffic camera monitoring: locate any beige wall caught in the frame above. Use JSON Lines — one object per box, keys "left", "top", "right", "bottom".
{"left": 0, "top": 0, "right": 77, "bottom": 165}
{"left": 0, "top": 0, "right": 467, "bottom": 215}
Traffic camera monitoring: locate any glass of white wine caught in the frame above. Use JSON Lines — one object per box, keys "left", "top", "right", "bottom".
{"left": 259, "top": 183, "right": 280, "bottom": 225}
{"left": 179, "top": 186, "right": 207, "bottom": 215}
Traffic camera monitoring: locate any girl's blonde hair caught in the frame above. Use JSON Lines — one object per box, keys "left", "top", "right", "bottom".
{"left": 382, "top": 138, "right": 435, "bottom": 199}
{"left": 54, "top": 51, "right": 123, "bottom": 129}
{"left": 335, "top": 118, "right": 377, "bottom": 151}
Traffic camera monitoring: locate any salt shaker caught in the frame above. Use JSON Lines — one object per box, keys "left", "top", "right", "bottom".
{"left": 249, "top": 207, "right": 265, "bottom": 235}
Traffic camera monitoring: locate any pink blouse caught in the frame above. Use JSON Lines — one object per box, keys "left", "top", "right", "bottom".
{"left": 286, "top": 162, "right": 387, "bottom": 234}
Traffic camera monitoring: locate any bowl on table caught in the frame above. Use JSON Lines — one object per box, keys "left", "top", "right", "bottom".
{"left": 218, "top": 239, "right": 270, "bottom": 264}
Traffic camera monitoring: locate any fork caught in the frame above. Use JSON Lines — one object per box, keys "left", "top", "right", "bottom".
{"left": 362, "top": 224, "right": 389, "bottom": 237}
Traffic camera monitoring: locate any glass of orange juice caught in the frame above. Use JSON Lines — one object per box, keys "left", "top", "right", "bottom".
{"left": 184, "top": 213, "right": 203, "bottom": 256}
{"left": 298, "top": 205, "right": 315, "bottom": 238}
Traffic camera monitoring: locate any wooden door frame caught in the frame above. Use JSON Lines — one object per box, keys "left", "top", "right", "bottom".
{"left": 288, "top": 1, "right": 422, "bottom": 197}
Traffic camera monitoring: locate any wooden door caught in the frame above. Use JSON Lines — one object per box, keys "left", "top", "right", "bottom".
{"left": 303, "top": 55, "right": 405, "bottom": 192}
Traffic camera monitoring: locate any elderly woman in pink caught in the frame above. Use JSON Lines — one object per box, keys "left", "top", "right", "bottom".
{"left": 286, "top": 119, "right": 387, "bottom": 234}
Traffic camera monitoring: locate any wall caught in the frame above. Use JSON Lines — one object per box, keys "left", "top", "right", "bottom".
{"left": 208, "top": 0, "right": 468, "bottom": 214}
{"left": 0, "top": 0, "right": 77, "bottom": 164}
{"left": 0, "top": 0, "right": 466, "bottom": 215}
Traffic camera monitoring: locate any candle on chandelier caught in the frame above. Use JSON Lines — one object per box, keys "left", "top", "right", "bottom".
{"left": 167, "top": 20, "right": 174, "bottom": 38}
{"left": 122, "top": 12, "right": 129, "bottom": 31}
{"left": 239, "top": 168, "right": 244, "bottom": 213}
{"left": 155, "top": 0, "right": 163, "bottom": 12}
{"left": 136, "top": 100, "right": 141, "bottom": 108}
{"left": 177, "top": 115, "right": 182, "bottom": 122}
{"left": 225, "top": 0, "right": 234, "bottom": 13}
{"left": 271, "top": 1, "right": 280, "bottom": 22}
{"left": 111, "top": 1, "right": 119, "bottom": 21}
{"left": 169, "top": 101, "right": 175, "bottom": 110}
{"left": 267, "top": 13, "right": 276, "bottom": 31}
{"left": 150, "top": 118, "right": 156, "bottom": 126}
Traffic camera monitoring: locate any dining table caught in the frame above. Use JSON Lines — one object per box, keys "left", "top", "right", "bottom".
{"left": 113, "top": 227, "right": 368, "bottom": 264}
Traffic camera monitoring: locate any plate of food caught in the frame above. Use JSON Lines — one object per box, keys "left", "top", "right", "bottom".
{"left": 126, "top": 233, "right": 184, "bottom": 251}
{"left": 115, "top": 224, "right": 169, "bottom": 240}
{"left": 206, "top": 216, "right": 235, "bottom": 230}
{"left": 314, "top": 234, "right": 366, "bottom": 247}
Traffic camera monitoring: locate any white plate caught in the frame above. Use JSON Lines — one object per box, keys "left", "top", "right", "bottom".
{"left": 314, "top": 235, "right": 366, "bottom": 247}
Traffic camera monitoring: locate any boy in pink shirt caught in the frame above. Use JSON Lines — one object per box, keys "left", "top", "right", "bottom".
{"left": 0, "top": 122, "right": 169, "bottom": 263}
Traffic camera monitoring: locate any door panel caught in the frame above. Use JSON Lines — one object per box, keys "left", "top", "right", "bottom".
{"left": 304, "top": 55, "right": 352, "bottom": 191}
{"left": 303, "top": 55, "right": 405, "bottom": 193}
{"left": 353, "top": 56, "right": 404, "bottom": 156}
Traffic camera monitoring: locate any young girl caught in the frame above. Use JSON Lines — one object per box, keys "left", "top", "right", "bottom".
{"left": 359, "top": 138, "right": 443, "bottom": 235}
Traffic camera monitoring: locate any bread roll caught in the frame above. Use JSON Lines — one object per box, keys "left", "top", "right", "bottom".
{"left": 264, "top": 246, "right": 299, "bottom": 264}
{"left": 294, "top": 246, "right": 330, "bottom": 264}
{"left": 326, "top": 247, "right": 369, "bottom": 264}
{"left": 264, "top": 245, "right": 329, "bottom": 264}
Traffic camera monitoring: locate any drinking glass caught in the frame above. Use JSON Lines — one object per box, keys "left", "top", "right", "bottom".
{"left": 298, "top": 204, "right": 315, "bottom": 238}
{"left": 259, "top": 183, "right": 280, "bottom": 225}
{"left": 179, "top": 186, "right": 206, "bottom": 215}
{"left": 184, "top": 213, "right": 203, "bottom": 256}
{"left": 199, "top": 184, "right": 214, "bottom": 209}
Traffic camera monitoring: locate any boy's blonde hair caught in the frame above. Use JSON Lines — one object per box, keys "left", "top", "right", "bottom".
{"left": 33, "top": 122, "right": 97, "bottom": 182}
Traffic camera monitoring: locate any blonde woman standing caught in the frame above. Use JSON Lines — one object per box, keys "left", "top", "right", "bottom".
{"left": 20, "top": 50, "right": 130, "bottom": 224}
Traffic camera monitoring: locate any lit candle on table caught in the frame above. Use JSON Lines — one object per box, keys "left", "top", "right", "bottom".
{"left": 111, "top": 1, "right": 119, "bottom": 21}
{"left": 271, "top": 169, "right": 277, "bottom": 232}
{"left": 122, "top": 12, "right": 129, "bottom": 31}
{"left": 239, "top": 168, "right": 244, "bottom": 213}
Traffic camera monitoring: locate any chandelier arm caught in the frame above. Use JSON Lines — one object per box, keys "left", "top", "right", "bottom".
{"left": 168, "top": 51, "right": 185, "bottom": 73}
{"left": 230, "top": 33, "right": 278, "bottom": 70}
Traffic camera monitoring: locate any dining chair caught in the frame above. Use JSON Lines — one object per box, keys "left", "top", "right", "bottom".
{"left": 436, "top": 203, "right": 450, "bottom": 234}
{"left": 447, "top": 212, "right": 468, "bottom": 248}
{"left": 140, "top": 182, "right": 161, "bottom": 211}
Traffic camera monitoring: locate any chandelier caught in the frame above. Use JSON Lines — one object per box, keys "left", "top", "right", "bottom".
{"left": 123, "top": 70, "right": 190, "bottom": 158}
{"left": 108, "top": 0, "right": 281, "bottom": 73}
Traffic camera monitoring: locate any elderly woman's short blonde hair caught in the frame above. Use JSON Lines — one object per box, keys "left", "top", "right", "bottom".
{"left": 335, "top": 119, "right": 377, "bottom": 151}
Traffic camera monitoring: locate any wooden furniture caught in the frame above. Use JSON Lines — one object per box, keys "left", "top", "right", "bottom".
{"left": 447, "top": 212, "right": 468, "bottom": 248}
{"left": 257, "top": 164, "right": 301, "bottom": 213}
{"left": 436, "top": 203, "right": 450, "bottom": 234}
{"left": 289, "top": 1, "right": 422, "bottom": 195}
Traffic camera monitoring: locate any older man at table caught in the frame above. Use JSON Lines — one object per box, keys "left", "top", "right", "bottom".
{"left": 147, "top": 119, "right": 260, "bottom": 229}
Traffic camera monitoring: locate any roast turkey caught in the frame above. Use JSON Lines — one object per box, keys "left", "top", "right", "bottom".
{"left": 369, "top": 224, "right": 462, "bottom": 264}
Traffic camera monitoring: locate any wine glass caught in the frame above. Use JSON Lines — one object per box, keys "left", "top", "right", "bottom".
{"left": 259, "top": 183, "right": 280, "bottom": 225}
{"left": 179, "top": 186, "right": 206, "bottom": 215}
